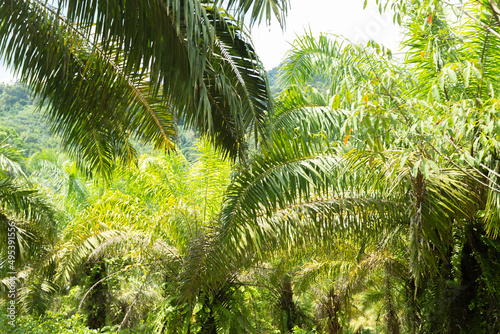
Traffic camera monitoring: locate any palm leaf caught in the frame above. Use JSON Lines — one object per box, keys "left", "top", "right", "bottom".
{"left": 0, "top": 0, "right": 274, "bottom": 178}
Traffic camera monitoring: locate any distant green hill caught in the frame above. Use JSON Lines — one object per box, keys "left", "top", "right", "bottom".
{"left": 0, "top": 84, "right": 60, "bottom": 156}
{"left": 267, "top": 65, "right": 330, "bottom": 97}
{"left": 0, "top": 73, "right": 283, "bottom": 159}
{"left": 268, "top": 66, "right": 282, "bottom": 96}
{"left": 0, "top": 84, "right": 200, "bottom": 160}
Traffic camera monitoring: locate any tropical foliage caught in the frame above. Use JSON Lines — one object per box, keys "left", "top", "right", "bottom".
{"left": 1, "top": 0, "right": 500, "bottom": 333}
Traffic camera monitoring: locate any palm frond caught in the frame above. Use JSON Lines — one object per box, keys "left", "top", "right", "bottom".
{"left": 0, "top": 141, "right": 26, "bottom": 179}
{"left": 0, "top": 0, "right": 273, "bottom": 178}
{"left": 269, "top": 85, "right": 345, "bottom": 139}
{"left": 220, "top": 0, "right": 289, "bottom": 27}
{"left": 0, "top": 177, "right": 56, "bottom": 226}
{"left": 189, "top": 7, "right": 271, "bottom": 159}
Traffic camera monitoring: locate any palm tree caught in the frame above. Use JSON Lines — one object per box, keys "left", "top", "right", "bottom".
{"left": 178, "top": 19, "right": 500, "bottom": 331}
{"left": 273, "top": 3, "right": 500, "bottom": 327}
{"left": 0, "top": 142, "right": 58, "bottom": 315}
{"left": 0, "top": 0, "right": 288, "bottom": 177}
{"left": 29, "top": 149, "right": 92, "bottom": 217}
{"left": 23, "top": 143, "right": 254, "bottom": 331}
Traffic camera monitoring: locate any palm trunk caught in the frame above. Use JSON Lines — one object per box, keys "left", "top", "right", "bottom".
{"left": 384, "top": 267, "right": 400, "bottom": 334}
{"left": 85, "top": 261, "right": 107, "bottom": 329}
{"left": 200, "top": 306, "right": 217, "bottom": 334}
{"left": 278, "top": 275, "right": 297, "bottom": 333}
{"left": 320, "top": 288, "right": 342, "bottom": 334}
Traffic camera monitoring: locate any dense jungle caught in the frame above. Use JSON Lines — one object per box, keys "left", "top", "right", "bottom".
{"left": 1, "top": 0, "right": 500, "bottom": 333}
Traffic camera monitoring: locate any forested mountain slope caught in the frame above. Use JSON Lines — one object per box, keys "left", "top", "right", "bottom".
{"left": 0, "top": 84, "right": 59, "bottom": 156}
{"left": 0, "top": 84, "right": 201, "bottom": 159}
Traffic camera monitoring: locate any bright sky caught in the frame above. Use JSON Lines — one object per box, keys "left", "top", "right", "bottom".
{"left": 251, "top": 0, "right": 402, "bottom": 69}
{"left": 0, "top": 0, "right": 401, "bottom": 83}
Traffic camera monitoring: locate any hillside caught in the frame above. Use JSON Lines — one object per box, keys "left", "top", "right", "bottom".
{"left": 0, "top": 84, "right": 60, "bottom": 156}
{"left": 0, "top": 70, "right": 284, "bottom": 159}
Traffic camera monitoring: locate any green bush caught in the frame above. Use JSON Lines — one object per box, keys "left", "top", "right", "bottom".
{"left": 0, "top": 312, "right": 95, "bottom": 334}
{"left": 0, "top": 310, "right": 144, "bottom": 334}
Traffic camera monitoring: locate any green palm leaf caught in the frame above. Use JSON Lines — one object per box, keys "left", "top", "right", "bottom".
{"left": 0, "top": 0, "right": 276, "bottom": 178}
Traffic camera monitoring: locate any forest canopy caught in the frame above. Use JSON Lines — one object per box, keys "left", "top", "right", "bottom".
{"left": 1, "top": 0, "right": 500, "bottom": 333}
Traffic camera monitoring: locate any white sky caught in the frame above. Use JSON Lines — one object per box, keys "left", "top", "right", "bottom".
{"left": 251, "top": 0, "right": 402, "bottom": 69}
{"left": 0, "top": 0, "right": 402, "bottom": 82}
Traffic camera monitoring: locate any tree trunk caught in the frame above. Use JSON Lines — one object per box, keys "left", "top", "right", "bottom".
{"left": 279, "top": 275, "right": 297, "bottom": 333}
{"left": 320, "top": 288, "right": 342, "bottom": 334}
{"left": 85, "top": 262, "right": 107, "bottom": 329}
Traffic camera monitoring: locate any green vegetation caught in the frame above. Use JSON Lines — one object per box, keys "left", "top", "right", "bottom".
{"left": 0, "top": 84, "right": 59, "bottom": 155}
{"left": 1, "top": 0, "right": 500, "bottom": 333}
